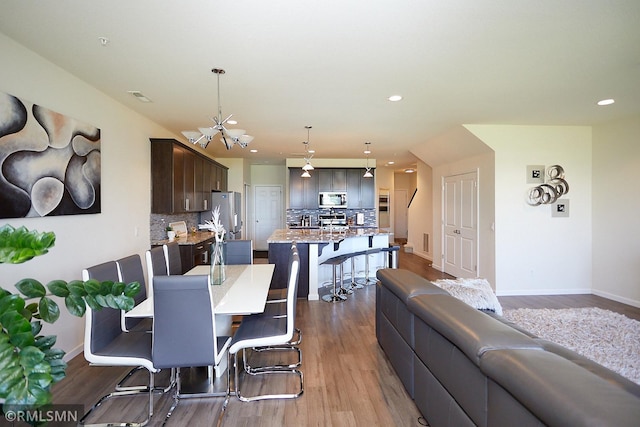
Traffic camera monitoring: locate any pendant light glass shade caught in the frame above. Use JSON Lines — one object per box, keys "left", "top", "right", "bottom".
{"left": 302, "top": 162, "right": 314, "bottom": 171}
{"left": 363, "top": 168, "right": 373, "bottom": 178}
{"left": 301, "top": 170, "right": 311, "bottom": 178}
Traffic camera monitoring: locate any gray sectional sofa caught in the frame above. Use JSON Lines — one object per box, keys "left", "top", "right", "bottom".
{"left": 375, "top": 268, "right": 640, "bottom": 427}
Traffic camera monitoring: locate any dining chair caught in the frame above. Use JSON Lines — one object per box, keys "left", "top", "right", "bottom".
{"left": 152, "top": 274, "right": 232, "bottom": 425}
{"left": 145, "top": 246, "right": 167, "bottom": 296}
{"left": 223, "top": 239, "right": 253, "bottom": 265}
{"left": 116, "top": 254, "right": 153, "bottom": 333}
{"left": 80, "top": 261, "right": 158, "bottom": 426}
{"left": 162, "top": 241, "right": 183, "bottom": 274}
{"left": 221, "top": 243, "right": 303, "bottom": 409}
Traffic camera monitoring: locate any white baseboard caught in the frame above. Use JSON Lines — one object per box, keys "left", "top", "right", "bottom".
{"left": 592, "top": 289, "right": 640, "bottom": 308}
{"left": 496, "top": 288, "right": 592, "bottom": 297}
{"left": 64, "top": 343, "right": 83, "bottom": 362}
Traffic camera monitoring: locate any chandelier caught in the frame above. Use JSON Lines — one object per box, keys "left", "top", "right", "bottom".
{"left": 181, "top": 68, "right": 254, "bottom": 150}
{"left": 363, "top": 142, "right": 373, "bottom": 178}
{"left": 301, "top": 126, "right": 315, "bottom": 178}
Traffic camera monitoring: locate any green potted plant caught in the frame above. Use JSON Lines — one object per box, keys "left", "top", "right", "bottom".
{"left": 0, "top": 224, "right": 140, "bottom": 415}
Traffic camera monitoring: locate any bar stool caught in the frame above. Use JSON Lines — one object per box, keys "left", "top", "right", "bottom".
{"left": 321, "top": 254, "right": 349, "bottom": 303}
{"left": 354, "top": 248, "right": 381, "bottom": 286}
{"left": 380, "top": 245, "right": 401, "bottom": 269}
{"left": 348, "top": 252, "right": 364, "bottom": 290}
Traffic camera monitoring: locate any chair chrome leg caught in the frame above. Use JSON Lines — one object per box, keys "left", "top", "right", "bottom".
{"left": 243, "top": 346, "right": 302, "bottom": 374}
{"left": 79, "top": 369, "right": 155, "bottom": 426}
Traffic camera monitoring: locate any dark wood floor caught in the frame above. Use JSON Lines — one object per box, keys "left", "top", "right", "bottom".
{"left": 50, "top": 249, "right": 640, "bottom": 426}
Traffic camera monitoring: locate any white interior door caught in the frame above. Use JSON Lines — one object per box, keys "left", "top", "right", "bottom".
{"left": 443, "top": 171, "right": 478, "bottom": 278}
{"left": 394, "top": 189, "right": 408, "bottom": 240}
{"left": 254, "top": 185, "right": 282, "bottom": 250}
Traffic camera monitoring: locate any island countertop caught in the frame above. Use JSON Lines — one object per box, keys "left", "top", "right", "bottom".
{"left": 267, "top": 228, "right": 388, "bottom": 244}
{"left": 151, "top": 231, "right": 217, "bottom": 247}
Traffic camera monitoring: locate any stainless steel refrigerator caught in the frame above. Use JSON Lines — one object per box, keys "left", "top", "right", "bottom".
{"left": 207, "top": 191, "right": 242, "bottom": 239}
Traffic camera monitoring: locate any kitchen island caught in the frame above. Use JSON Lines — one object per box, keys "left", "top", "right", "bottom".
{"left": 267, "top": 228, "right": 391, "bottom": 300}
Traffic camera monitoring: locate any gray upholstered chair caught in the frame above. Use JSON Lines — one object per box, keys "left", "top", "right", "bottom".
{"left": 162, "top": 241, "right": 182, "bottom": 274}
{"left": 152, "top": 274, "right": 231, "bottom": 425}
{"left": 145, "top": 246, "right": 167, "bottom": 296}
{"left": 221, "top": 243, "right": 303, "bottom": 411}
{"left": 223, "top": 239, "right": 253, "bottom": 265}
{"left": 116, "top": 254, "right": 153, "bottom": 333}
{"left": 80, "top": 261, "right": 158, "bottom": 426}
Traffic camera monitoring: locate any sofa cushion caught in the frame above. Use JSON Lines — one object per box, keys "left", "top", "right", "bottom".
{"left": 376, "top": 268, "right": 449, "bottom": 304}
{"left": 481, "top": 349, "right": 640, "bottom": 427}
{"left": 408, "top": 294, "right": 541, "bottom": 364}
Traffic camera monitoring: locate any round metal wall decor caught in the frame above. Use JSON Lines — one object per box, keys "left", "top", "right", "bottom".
{"left": 526, "top": 165, "right": 569, "bottom": 206}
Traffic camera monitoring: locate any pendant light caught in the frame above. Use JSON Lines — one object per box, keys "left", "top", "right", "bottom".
{"left": 181, "top": 68, "right": 254, "bottom": 150}
{"left": 301, "top": 126, "right": 314, "bottom": 177}
{"left": 363, "top": 142, "right": 373, "bottom": 178}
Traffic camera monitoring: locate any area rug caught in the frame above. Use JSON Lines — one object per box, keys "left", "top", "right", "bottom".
{"left": 502, "top": 307, "right": 640, "bottom": 385}
{"left": 432, "top": 278, "right": 503, "bottom": 315}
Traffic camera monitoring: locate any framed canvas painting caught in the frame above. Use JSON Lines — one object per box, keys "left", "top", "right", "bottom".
{"left": 0, "top": 91, "right": 101, "bottom": 218}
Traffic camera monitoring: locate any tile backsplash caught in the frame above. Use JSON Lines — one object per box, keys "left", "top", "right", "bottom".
{"left": 150, "top": 213, "right": 200, "bottom": 242}
{"left": 286, "top": 208, "right": 376, "bottom": 227}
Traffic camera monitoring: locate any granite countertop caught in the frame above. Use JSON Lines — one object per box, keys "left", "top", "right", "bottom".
{"left": 151, "top": 231, "right": 217, "bottom": 246}
{"left": 267, "top": 228, "right": 389, "bottom": 244}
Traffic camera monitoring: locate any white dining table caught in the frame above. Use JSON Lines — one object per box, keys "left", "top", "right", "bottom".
{"left": 124, "top": 263, "right": 276, "bottom": 317}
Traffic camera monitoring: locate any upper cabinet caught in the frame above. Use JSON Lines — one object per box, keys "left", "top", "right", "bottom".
{"left": 347, "top": 168, "right": 375, "bottom": 208}
{"left": 289, "top": 167, "right": 374, "bottom": 209}
{"left": 151, "top": 138, "right": 228, "bottom": 214}
{"left": 318, "top": 169, "right": 347, "bottom": 192}
{"left": 289, "top": 168, "right": 319, "bottom": 209}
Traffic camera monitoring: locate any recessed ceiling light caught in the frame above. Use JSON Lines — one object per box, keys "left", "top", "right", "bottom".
{"left": 250, "top": 149, "right": 258, "bottom": 153}
{"left": 127, "top": 91, "right": 152, "bottom": 103}
{"left": 597, "top": 98, "right": 615, "bottom": 106}
{"left": 227, "top": 119, "right": 238, "bottom": 125}
{"left": 404, "top": 168, "right": 415, "bottom": 173}
{"left": 388, "top": 161, "right": 395, "bottom": 165}
{"left": 388, "top": 95, "right": 403, "bottom": 102}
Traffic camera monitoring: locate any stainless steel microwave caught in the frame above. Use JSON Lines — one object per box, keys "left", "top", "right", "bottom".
{"left": 318, "top": 192, "right": 347, "bottom": 208}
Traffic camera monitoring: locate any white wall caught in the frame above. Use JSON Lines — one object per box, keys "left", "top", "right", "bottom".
{"left": 406, "top": 160, "right": 433, "bottom": 260}
{"left": 0, "top": 33, "right": 177, "bottom": 358}
{"left": 467, "top": 125, "right": 592, "bottom": 296}
{"left": 592, "top": 116, "right": 640, "bottom": 307}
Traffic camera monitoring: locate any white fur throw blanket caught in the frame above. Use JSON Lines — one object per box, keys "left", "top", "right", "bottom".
{"left": 431, "top": 278, "right": 503, "bottom": 315}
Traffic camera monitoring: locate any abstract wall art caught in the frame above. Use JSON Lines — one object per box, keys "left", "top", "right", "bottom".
{"left": 0, "top": 91, "right": 101, "bottom": 218}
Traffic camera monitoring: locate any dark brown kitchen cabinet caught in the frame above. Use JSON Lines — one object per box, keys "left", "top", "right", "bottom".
{"left": 151, "top": 138, "right": 228, "bottom": 214}
{"left": 289, "top": 168, "right": 319, "bottom": 209}
{"left": 179, "top": 237, "right": 214, "bottom": 272}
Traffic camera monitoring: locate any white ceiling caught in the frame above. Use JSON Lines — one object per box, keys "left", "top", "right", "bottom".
{"left": 1, "top": 1, "right": 639, "bottom": 171}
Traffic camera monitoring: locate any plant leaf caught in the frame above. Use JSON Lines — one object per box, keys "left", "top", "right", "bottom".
{"left": 83, "top": 294, "right": 101, "bottom": 311}
{"left": 30, "top": 320, "right": 42, "bottom": 336}
{"left": 0, "top": 225, "right": 55, "bottom": 264}
{"left": 35, "top": 335, "right": 57, "bottom": 351}
{"left": 124, "top": 281, "right": 141, "bottom": 298}
{"left": 83, "top": 279, "right": 101, "bottom": 296}
{"left": 0, "top": 294, "right": 26, "bottom": 315}
{"left": 38, "top": 297, "right": 60, "bottom": 323}
{"left": 114, "top": 295, "right": 135, "bottom": 311}
{"left": 46, "top": 280, "right": 69, "bottom": 298}
{"left": 66, "top": 280, "right": 88, "bottom": 296}
{"left": 110, "top": 281, "right": 126, "bottom": 296}
{"left": 15, "top": 278, "right": 46, "bottom": 298}
{"left": 64, "top": 294, "right": 86, "bottom": 317}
